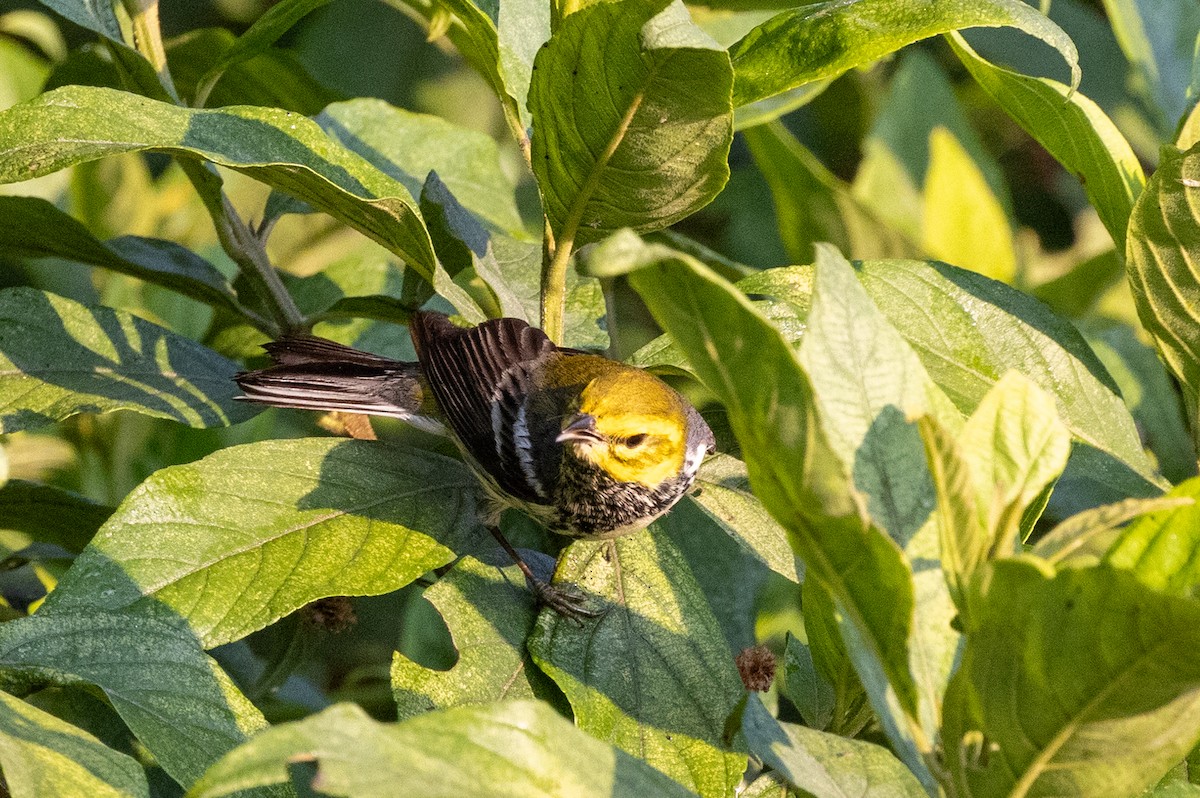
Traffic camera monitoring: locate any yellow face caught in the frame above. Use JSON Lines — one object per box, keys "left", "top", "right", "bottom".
{"left": 562, "top": 369, "right": 688, "bottom": 487}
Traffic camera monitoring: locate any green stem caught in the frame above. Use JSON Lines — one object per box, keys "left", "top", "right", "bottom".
{"left": 120, "top": 0, "right": 178, "bottom": 100}
{"left": 540, "top": 226, "right": 573, "bottom": 344}
{"left": 179, "top": 159, "right": 305, "bottom": 336}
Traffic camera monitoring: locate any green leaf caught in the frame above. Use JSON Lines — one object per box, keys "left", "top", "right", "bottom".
{"left": 0, "top": 195, "right": 245, "bottom": 317}
{"left": 1082, "top": 320, "right": 1197, "bottom": 484}
{"left": 316, "top": 98, "right": 525, "bottom": 236}
{"left": 1098, "top": 0, "right": 1200, "bottom": 131}
{"left": 1033, "top": 495, "right": 1193, "bottom": 566}
{"left": 943, "top": 559, "right": 1200, "bottom": 797}
{"left": 192, "top": 0, "right": 331, "bottom": 107}
{"left": 688, "top": 453, "right": 800, "bottom": 584}
{"left": 188, "top": 700, "right": 699, "bottom": 798}
{"left": 41, "top": 439, "right": 480, "bottom": 647}
{"left": 0, "top": 479, "right": 113, "bottom": 553}
{"left": 0, "top": 610, "right": 270, "bottom": 789}
{"left": 391, "top": 554, "right": 550, "bottom": 719}
{"left": 742, "top": 122, "right": 914, "bottom": 263}
{"left": 1125, "top": 143, "right": 1200, "bottom": 446}
{"left": 729, "top": 0, "right": 1080, "bottom": 108}
{"left": 959, "top": 372, "right": 1071, "bottom": 553}
{"left": 801, "top": 580, "right": 874, "bottom": 738}
{"left": 798, "top": 244, "right": 957, "bottom": 767}
{"left": 0, "top": 688, "right": 149, "bottom": 798}
{"left": 779, "top": 633, "right": 835, "bottom": 731}
{"left": 0, "top": 85, "right": 438, "bottom": 278}
{"left": 527, "top": 530, "right": 747, "bottom": 797}
{"left": 917, "top": 415, "right": 982, "bottom": 614}
{"left": 0, "top": 287, "right": 253, "bottom": 433}
{"left": 1107, "top": 477, "right": 1200, "bottom": 597}
{"left": 34, "top": 0, "right": 122, "bottom": 43}
{"left": 627, "top": 250, "right": 934, "bottom": 790}
{"left": 921, "top": 127, "right": 1016, "bottom": 283}
{"left": 948, "top": 33, "right": 1144, "bottom": 252}
{"left": 530, "top": 0, "right": 733, "bottom": 246}
{"left": 852, "top": 260, "right": 1160, "bottom": 488}
{"left": 741, "top": 693, "right": 927, "bottom": 798}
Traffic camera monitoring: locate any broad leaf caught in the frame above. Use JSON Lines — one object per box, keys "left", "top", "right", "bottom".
{"left": 530, "top": 0, "right": 733, "bottom": 246}
{"left": 780, "top": 633, "right": 835, "bottom": 732}
{"left": 798, "top": 245, "right": 956, "bottom": 771}
{"left": 0, "top": 688, "right": 149, "bottom": 798}
{"left": 627, "top": 249, "right": 934, "bottom": 790}
{"left": 391, "top": 554, "right": 549, "bottom": 719}
{"left": 0, "top": 479, "right": 112, "bottom": 553}
{"left": 316, "top": 98, "right": 525, "bottom": 235}
{"left": 1099, "top": 0, "right": 1200, "bottom": 131}
{"left": 729, "top": 0, "right": 1080, "bottom": 107}
{"left": 1033, "top": 495, "right": 1193, "bottom": 566}
{"left": 527, "top": 530, "right": 747, "bottom": 798}
{"left": 0, "top": 85, "right": 438, "bottom": 277}
{"left": 949, "top": 33, "right": 1144, "bottom": 251}
{"left": 688, "top": 453, "right": 800, "bottom": 584}
{"left": 1125, "top": 143, "right": 1200, "bottom": 445}
{"left": 34, "top": 0, "right": 122, "bottom": 43}
{"left": 0, "top": 610, "right": 269, "bottom": 789}
{"left": 0, "top": 195, "right": 244, "bottom": 317}
{"left": 0, "top": 287, "right": 253, "bottom": 433}
{"left": 741, "top": 693, "right": 926, "bottom": 798}
{"left": 41, "top": 439, "right": 481, "bottom": 647}
{"left": 1107, "top": 477, "right": 1200, "bottom": 596}
{"left": 188, "top": 700, "right": 698, "bottom": 798}
{"left": 943, "top": 559, "right": 1200, "bottom": 797}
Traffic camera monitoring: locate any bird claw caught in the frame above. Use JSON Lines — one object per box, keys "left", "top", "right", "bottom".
{"left": 530, "top": 579, "right": 602, "bottom": 624}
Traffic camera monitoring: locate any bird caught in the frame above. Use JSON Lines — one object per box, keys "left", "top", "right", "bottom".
{"left": 235, "top": 311, "right": 716, "bottom": 617}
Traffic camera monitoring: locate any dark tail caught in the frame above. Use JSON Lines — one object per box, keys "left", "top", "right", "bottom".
{"left": 235, "top": 335, "right": 442, "bottom": 433}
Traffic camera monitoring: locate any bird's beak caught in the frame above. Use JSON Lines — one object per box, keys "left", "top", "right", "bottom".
{"left": 557, "top": 413, "right": 603, "bottom": 445}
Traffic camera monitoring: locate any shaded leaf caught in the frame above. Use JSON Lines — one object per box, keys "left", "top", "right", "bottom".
{"left": 527, "top": 530, "right": 747, "bottom": 797}
{"left": 391, "top": 554, "right": 548, "bottom": 719}
{"left": 188, "top": 700, "right": 698, "bottom": 798}
{"left": 943, "top": 559, "right": 1200, "bottom": 797}
{"left": 779, "top": 633, "right": 835, "bottom": 732}
{"left": 729, "top": 0, "right": 1080, "bottom": 107}
{"left": 0, "top": 479, "right": 113, "bottom": 553}
{"left": 0, "top": 195, "right": 244, "bottom": 317}
{"left": 0, "top": 688, "right": 149, "bottom": 798}
{"left": 41, "top": 439, "right": 480, "bottom": 647}
{"left": 0, "top": 610, "right": 270, "bottom": 789}
{"left": 0, "top": 85, "right": 438, "bottom": 277}
{"left": 949, "top": 33, "right": 1144, "bottom": 251}
{"left": 0, "top": 287, "right": 253, "bottom": 433}
{"left": 530, "top": 0, "right": 733, "bottom": 246}
{"left": 741, "top": 693, "right": 926, "bottom": 798}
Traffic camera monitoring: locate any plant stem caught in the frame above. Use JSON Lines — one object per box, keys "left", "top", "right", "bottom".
{"left": 181, "top": 160, "right": 305, "bottom": 336}
{"left": 540, "top": 225, "right": 573, "bottom": 344}
{"left": 120, "top": 0, "right": 177, "bottom": 99}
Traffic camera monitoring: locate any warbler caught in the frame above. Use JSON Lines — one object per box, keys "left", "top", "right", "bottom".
{"left": 235, "top": 311, "right": 715, "bottom": 616}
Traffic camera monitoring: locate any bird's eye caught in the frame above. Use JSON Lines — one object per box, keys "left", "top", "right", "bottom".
{"left": 625, "top": 433, "right": 648, "bottom": 447}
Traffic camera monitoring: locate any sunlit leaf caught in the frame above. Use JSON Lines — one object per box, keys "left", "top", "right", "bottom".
{"left": 729, "top": 0, "right": 1080, "bottom": 107}
{"left": 0, "top": 688, "right": 149, "bottom": 798}
{"left": 943, "top": 558, "right": 1200, "bottom": 797}
{"left": 188, "top": 700, "right": 698, "bottom": 798}
{"left": 530, "top": 0, "right": 733, "bottom": 246}
{"left": 1106, "top": 477, "right": 1200, "bottom": 597}
{"left": 528, "top": 530, "right": 748, "bottom": 797}
{"left": 0, "top": 85, "right": 438, "bottom": 277}
{"left": 41, "top": 439, "right": 481, "bottom": 647}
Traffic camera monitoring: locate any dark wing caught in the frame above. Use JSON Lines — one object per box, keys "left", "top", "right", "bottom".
{"left": 410, "top": 312, "right": 555, "bottom": 502}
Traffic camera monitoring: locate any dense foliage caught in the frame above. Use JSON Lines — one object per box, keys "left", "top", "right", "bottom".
{"left": 0, "top": 0, "right": 1199, "bottom": 796}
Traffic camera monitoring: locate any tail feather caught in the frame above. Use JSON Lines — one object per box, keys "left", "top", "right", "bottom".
{"left": 236, "top": 336, "right": 445, "bottom": 434}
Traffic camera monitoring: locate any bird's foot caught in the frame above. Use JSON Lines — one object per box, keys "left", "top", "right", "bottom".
{"left": 530, "top": 578, "right": 601, "bottom": 624}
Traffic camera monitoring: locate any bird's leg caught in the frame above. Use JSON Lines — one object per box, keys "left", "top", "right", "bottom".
{"left": 486, "top": 525, "right": 600, "bottom": 622}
